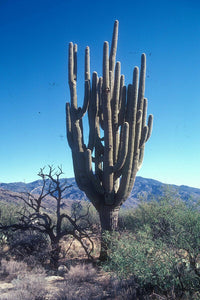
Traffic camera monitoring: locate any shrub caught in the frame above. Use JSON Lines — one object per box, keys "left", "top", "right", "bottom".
{"left": 105, "top": 197, "right": 200, "bottom": 297}
{"left": 104, "top": 231, "right": 179, "bottom": 293}
{"left": 0, "top": 203, "right": 20, "bottom": 225}
{"left": 0, "top": 203, "right": 21, "bottom": 250}
{"left": 119, "top": 197, "right": 200, "bottom": 257}
{"left": 7, "top": 231, "right": 50, "bottom": 265}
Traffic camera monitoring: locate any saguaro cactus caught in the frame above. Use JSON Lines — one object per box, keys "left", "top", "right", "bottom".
{"left": 66, "top": 20, "right": 153, "bottom": 236}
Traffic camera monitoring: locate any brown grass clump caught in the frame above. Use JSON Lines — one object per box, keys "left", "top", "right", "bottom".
{"left": 50, "top": 263, "right": 138, "bottom": 300}
{"left": 66, "top": 263, "right": 97, "bottom": 282}
{"left": 0, "top": 259, "right": 28, "bottom": 280}
{"left": 0, "top": 264, "right": 47, "bottom": 300}
{"left": 11, "top": 267, "right": 47, "bottom": 300}
{"left": 0, "top": 258, "right": 139, "bottom": 300}
{"left": 53, "top": 281, "right": 104, "bottom": 300}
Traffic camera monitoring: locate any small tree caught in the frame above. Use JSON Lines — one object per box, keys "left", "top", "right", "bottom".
{"left": 0, "top": 166, "right": 94, "bottom": 266}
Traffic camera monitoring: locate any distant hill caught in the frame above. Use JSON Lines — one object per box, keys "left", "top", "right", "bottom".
{"left": 0, "top": 177, "right": 200, "bottom": 209}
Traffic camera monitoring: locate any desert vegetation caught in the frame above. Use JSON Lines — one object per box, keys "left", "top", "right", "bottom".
{"left": 1, "top": 187, "right": 200, "bottom": 299}
{"left": 105, "top": 194, "right": 200, "bottom": 298}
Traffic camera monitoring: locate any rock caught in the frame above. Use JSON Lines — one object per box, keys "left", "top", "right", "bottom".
{"left": 0, "top": 281, "right": 14, "bottom": 292}
{"left": 45, "top": 275, "right": 64, "bottom": 283}
{"left": 58, "top": 265, "right": 68, "bottom": 276}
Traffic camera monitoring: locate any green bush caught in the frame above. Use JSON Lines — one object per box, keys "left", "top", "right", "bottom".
{"left": 104, "top": 231, "right": 179, "bottom": 293}
{"left": 0, "top": 203, "right": 21, "bottom": 249}
{"left": 0, "top": 203, "right": 20, "bottom": 226}
{"left": 119, "top": 197, "right": 200, "bottom": 255}
{"left": 105, "top": 197, "right": 200, "bottom": 297}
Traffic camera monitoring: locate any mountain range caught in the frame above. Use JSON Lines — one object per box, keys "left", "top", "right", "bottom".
{"left": 0, "top": 177, "right": 200, "bottom": 209}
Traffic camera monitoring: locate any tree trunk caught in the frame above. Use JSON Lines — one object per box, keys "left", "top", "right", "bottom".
{"left": 50, "top": 240, "right": 61, "bottom": 268}
{"left": 98, "top": 205, "right": 120, "bottom": 261}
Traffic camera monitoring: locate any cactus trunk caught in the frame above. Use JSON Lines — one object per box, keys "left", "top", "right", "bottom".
{"left": 99, "top": 205, "right": 119, "bottom": 231}
{"left": 98, "top": 205, "right": 119, "bottom": 261}
{"left": 66, "top": 20, "right": 153, "bottom": 259}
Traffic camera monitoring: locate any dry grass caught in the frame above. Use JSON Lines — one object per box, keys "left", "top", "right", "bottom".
{"left": 10, "top": 276, "right": 46, "bottom": 300}
{"left": 66, "top": 263, "right": 97, "bottom": 282}
{"left": 0, "top": 234, "right": 139, "bottom": 300}
{"left": 0, "top": 262, "right": 47, "bottom": 300}
{"left": 0, "top": 233, "right": 140, "bottom": 299}
{"left": 11, "top": 268, "right": 47, "bottom": 300}
{"left": 50, "top": 263, "right": 138, "bottom": 300}
{"left": 0, "top": 258, "right": 139, "bottom": 300}
{"left": 0, "top": 259, "right": 28, "bottom": 280}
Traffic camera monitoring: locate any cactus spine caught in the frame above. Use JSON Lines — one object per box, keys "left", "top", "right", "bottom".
{"left": 66, "top": 20, "right": 153, "bottom": 233}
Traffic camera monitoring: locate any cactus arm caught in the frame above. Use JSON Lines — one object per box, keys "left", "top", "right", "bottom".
{"left": 88, "top": 72, "right": 98, "bottom": 150}
{"left": 137, "top": 97, "right": 148, "bottom": 169}
{"left": 68, "top": 43, "right": 78, "bottom": 110}
{"left": 118, "top": 74, "right": 124, "bottom": 109}
{"left": 118, "top": 76, "right": 126, "bottom": 126}
{"left": 137, "top": 53, "right": 146, "bottom": 111}
{"left": 146, "top": 114, "right": 153, "bottom": 141}
{"left": 102, "top": 41, "right": 114, "bottom": 199}
{"left": 77, "top": 79, "right": 90, "bottom": 120}
{"left": 109, "top": 20, "right": 119, "bottom": 73}
{"left": 125, "top": 110, "right": 143, "bottom": 198}
{"left": 140, "top": 126, "right": 148, "bottom": 148}
{"left": 77, "top": 47, "right": 90, "bottom": 119}
{"left": 134, "top": 54, "right": 146, "bottom": 165}
{"left": 113, "top": 122, "right": 129, "bottom": 173}
{"left": 109, "top": 70, "right": 114, "bottom": 97}
{"left": 115, "top": 68, "right": 139, "bottom": 204}
{"left": 117, "top": 110, "right": 142, "bottom": 205}
{"left": 98, "top": 77, "right": 104, "bottom": 130}
{"left": 125, "top": 84, "right": 133, "bottom": 123}
{"left": 109, "top": 20, "right": 119, "bottom": 98}
{"left": 142, "top": 97, "right": 147, "bottom": 129}
{"left": 73, "top": 44, "right": 77, "bottom": 81}
{"left": 118, "top": 85, "right": 126, "bottom": 126}
{"left": 138, "top": 98, "right": 153, "bottom": 169}
{"left": 95, "top": 102, "right": 104, "bottom": 179}
{"left": 138, "top": 116, "right": 153, "bottom": 169}
{"left": 66, "top": 102, "right": 73, "bottom": 148}
{"left": 79, "top": 118, "right": 86, "bottom": 150}
{"left": 85, "top": 46, "right": 90, "bottom": 81}
{"left": 68, "top": 43, "right": 75, "bottom": 84}
{"left": 112, "top": 61, "right": 121, "bottom": 164}
{"left": 71, "top": 153, "right": 101, "bottom": 211}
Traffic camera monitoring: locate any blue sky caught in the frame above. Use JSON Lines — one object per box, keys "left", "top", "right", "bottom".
{"left": 0, "top": 0, "right": 200, "bottom": 188}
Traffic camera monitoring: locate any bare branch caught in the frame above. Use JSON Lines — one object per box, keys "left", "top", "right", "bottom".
{"left": 1, "top": 165, "right": 95, "bottom": 264}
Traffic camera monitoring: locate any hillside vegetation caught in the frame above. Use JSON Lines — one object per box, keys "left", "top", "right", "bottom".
{"left": 1, "top": 176, "right": 200, "bottom": 208}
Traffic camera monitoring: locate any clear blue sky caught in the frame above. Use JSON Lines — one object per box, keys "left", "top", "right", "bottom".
{"left": 0, "top": 0, "right": 200, "bottom": 188}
